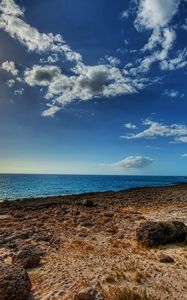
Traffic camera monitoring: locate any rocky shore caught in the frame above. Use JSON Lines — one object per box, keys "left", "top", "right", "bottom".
{"left": 0, "top": 184, "right": 187, "bottom": 299}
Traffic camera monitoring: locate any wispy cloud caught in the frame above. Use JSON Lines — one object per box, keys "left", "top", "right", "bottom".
{"left": 124, "top": 123, "right": 137, "bottom": 129}
{"left": 163, "top": 89, "right": 184, "bottom": 98}
{"left": 107, "top": 156, "right": 153, "bottom": 170}
{"left": 0, "top": 0, "right": 81, "bottom": 62}
{"left": 121, "top": 119, "right": 187, "bottom": 143}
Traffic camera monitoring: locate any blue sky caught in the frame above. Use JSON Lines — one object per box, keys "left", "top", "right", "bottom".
{"left": 0, "top": 0, "right": 187, "bottom": 175}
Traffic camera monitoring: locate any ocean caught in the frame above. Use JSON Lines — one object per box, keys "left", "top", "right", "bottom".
{"left": 0, "top": 174, "right": 186, "bottom": 201}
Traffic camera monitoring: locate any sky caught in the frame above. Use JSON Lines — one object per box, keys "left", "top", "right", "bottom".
{"left": 0, "top": 0, "right": 187, "bottom": 175}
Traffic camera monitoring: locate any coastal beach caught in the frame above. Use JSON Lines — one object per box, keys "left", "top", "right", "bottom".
{"left": 0, "top": 183, "right": 187, "bottom": 300}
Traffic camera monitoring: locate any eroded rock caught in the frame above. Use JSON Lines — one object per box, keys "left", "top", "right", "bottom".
{"left": 136, "top": 221, "right": 187, "bottom": 247}
{"left": 12, "top": 246, "right": 41, "bottom": 268}
{"left": 0, "top": 262, "right": 31, "bottom": 300}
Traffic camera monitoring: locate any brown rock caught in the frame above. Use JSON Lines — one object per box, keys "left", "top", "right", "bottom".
{"left": 136, "top": 221, "right": 187, "bottom": 247}
{"left": 83, "top": 199, "right": 95, "bottom": 208}
{"left": 157, "top": 253, "right": 175, "bottom": 263}
{"left": 0, "top": 262, "right": 31, "bottom": 300}
{"left": 12, "top": 246, "right": 41, "bottom": 268}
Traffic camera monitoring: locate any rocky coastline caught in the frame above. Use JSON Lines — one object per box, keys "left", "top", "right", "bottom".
{"left": 0, "top": 183, "right": 187, "bottom": 299}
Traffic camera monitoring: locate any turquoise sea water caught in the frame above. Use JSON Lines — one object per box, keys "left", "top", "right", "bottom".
{"left": 0, "top": 174, "right": 186, "bottom": 201}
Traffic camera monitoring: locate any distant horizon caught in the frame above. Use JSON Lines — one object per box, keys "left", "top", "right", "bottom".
{"left": 0, "top": 173, "right": 186, "bottom": 177}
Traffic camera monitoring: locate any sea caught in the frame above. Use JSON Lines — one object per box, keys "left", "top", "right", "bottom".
{"left": 0, "top": 174, "right": 186, "bottom": 201}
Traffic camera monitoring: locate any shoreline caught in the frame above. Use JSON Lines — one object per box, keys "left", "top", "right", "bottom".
{"left": 1, "top": 181, "right": 187, "bottom": 204}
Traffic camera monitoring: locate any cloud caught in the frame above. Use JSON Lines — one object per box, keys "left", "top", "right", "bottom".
{"left": 160, "top": 48, "right": 187, "bottom": 71}
{"left": 39, "top": 54, "right": 59, "bottom": 64}
{"left": 124, "top": 123, "right": 137, "bottom": 129}
{"left": 164, "top": 89, "right": 184, "bottom": 98}
{"left": 1, "top": 60, "right": 18, "bottom": 76}
{"left": 6, "top": 78, "right": 15, "bottom": 87}
{"left": 0, "top": 0, "right": 187, "bottom": 117}
{"left": 24, "top": 65, "right": 61, "bottom": 86}
{"left": 42, "top": 105, "right": 61, "bottom": 117}
{"left": 24, "top": 64, "right": 137, "bottom": 109}
{"left": 130, "top": 28, "right": 176, "bottom": 75}
{"left": 121, "top": 119, "right": 187, "bottom": 143}
{"left": 120, "top": 10, "right": 129, "bottom": 19}
{"left": 182, "top": 153, "right": 187, "bottom": 157}
{"left": 135, "top": 0, "right": 181, "bottom": 30}
{"left": 182, "top": 18, "right": 187, "bottom": 30}
{"left": 105, "top": 56, "right": 121, "bottom": 66}
{"left": 14, "top": 88, "right": 24, "bottom": 95}
{"left": 109, "top": 156, "right": 153, "bottom": 170}
{"left": 0, "top": 0, "right": 81, "bottom": 62}
{"left": 175, "top": 136, "right": 187, "bottom": 143}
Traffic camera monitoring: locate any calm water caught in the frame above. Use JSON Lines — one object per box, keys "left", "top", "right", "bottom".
{"left": 0, "top": 174, "right": 186, "bottom": 201}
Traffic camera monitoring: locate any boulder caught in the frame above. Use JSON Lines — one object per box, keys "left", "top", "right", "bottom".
{"left": 136, "top": 221, "right": 187, "bottom": 247}
{"left": 0, "top": 262, "right": 31, "bottom": 300}
{"left": 12, "top": 246, "right": 41, "bottom": 269}
{"left": 157, "top": 253, "right": 175, "bottom": 263}
{"left": 83, "top": 199, "right": 95, "bottom": 208}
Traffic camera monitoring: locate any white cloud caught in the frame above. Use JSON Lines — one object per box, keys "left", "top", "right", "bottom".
{"left": 175, "top": 136, "right": 187, "bottom": 143}
{"left": 182, "top": 153, "right": 187, "bottom": 157}
{"left": 120, "top": 10, "right": 129, "bottom": 19}
{"left": 0, "top": 0, "right": 82, "bottom": 62}
{"left": 39, "top": 54, "right": 59, "bottom": 64}
{"left": 42, "top": 105, "right": 61, "bottom": 117}
{"left": 109, "top": 156, "right": 153, "bottom": 170}
{"left": 1, "top": 60, "right": 18, "bottom": 76}
{"left": 131, "top": 28, "right": 176, "bottom": 75}
{"left": 24, "top": 64, "right": 137, "bottom": 110}
{"left": 14, "top": 88, "right": 24, "bottom": 95}
{"left": 6, "top": 78, "right": 15, "bottom": 87}
{"left": 135, "top": 0, "right": 181, "bottom": 30}
{"left": 105, "top": 56, "right": 121, "bottom": 66}
{"left": 124, "top": 122, "right": 137, "bottom": 129}
{"left": 122, "top": 119, "right": 187, "bottom": 142}
{"left": 160, "top": 48, "right": 187, "bottom": 71}
{"left": 164, "top": 89, "right": 184, "bottom": 98}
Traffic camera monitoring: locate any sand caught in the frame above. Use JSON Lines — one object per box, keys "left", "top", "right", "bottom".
{"left": 0, "top": 184, "right": 187, "bottom": 300}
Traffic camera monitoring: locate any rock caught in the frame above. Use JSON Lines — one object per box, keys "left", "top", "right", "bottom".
{"left": 0, "top": 262, "right": 31, "bottom": 300}
{"left": 157, "top": 253, "right": 175, "bottom": 263}
{"left": 136, "top": 221, "right": 187, "bottom": 247}
{"left": 83, "top": 199, "right": 95, "bottom": 208}
{"left": 74, "top": 288, "right": 104, "bottom": 300}
{"left": 12, "top": 246, "right": 41, "bottom": 268}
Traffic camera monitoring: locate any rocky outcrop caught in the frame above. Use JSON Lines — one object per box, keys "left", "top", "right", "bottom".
{"left": 136, "top": 221, "right": 187, "bottom": 247}
{"left": 0, "top": 262, "right": 31, "bottom": 300}
{"left": 12, "top": 246, "right": 41, "bottom": 269}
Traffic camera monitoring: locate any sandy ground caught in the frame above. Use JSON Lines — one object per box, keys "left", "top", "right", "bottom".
{"left": 0, "top": 184, "right": 187, "bottom": 300}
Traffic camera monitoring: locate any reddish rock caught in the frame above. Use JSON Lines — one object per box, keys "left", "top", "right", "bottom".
{"left": 0, "top": 262, "right": 31, "bottom": 300}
